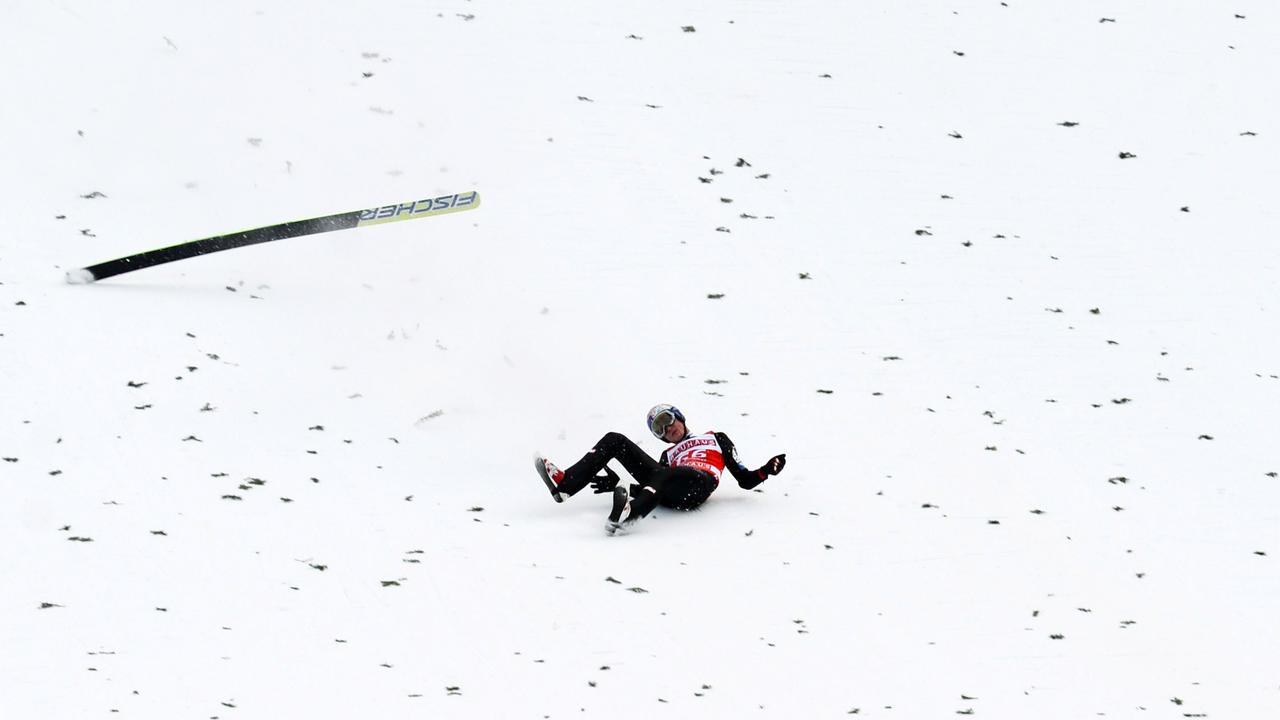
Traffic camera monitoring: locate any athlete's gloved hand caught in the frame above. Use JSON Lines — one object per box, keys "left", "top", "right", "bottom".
{"left": 590, "top": 465, "right": 621, "bottom": 494}
{"left": 756, "top": 453, "right": 787, "bottom": 479}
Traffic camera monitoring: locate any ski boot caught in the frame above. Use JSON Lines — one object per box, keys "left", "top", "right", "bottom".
{"left": 533, "top": 453, "right": 566, "bottom": 503}
{"left": 605, "top": 483, "right": 634, "bottom": 535}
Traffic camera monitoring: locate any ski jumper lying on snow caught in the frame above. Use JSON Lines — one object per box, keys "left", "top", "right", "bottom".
{"left": 535, "top": 404, "right": 786, "bottom": 534}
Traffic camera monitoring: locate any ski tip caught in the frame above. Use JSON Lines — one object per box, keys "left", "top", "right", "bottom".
{"left": 65, "top": 268, "right": 97, "bottom": 285}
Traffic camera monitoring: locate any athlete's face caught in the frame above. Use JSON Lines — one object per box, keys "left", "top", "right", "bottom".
{"left": 661, "top": 418, "right": 686, "bottom": 442}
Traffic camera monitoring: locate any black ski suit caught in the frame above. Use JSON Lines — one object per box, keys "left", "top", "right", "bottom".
{"left": 558, "top": 431, "right": 770, "bottom": 520}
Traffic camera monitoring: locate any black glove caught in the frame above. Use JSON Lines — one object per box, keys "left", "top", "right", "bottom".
{"left": 756, "top": 453, "right": 786, "bottom": 478}
{"left": 590, "top": 465, "right": 621, "bottom": 494}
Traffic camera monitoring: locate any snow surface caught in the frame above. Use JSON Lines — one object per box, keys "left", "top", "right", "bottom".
{"left": 3, "top": 1, "right": 1279, "bottom": 718}
{"left": 64, "top": 268, "right": 96, "bottom": 285}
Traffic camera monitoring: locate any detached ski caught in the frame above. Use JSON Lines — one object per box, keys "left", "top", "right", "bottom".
{"left": 67, "top": 190, "right": 480, "bottom": 284}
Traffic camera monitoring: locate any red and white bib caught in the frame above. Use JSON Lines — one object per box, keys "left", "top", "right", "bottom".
{"left": 664, "top": 431, "right": 725, "bottom": 481}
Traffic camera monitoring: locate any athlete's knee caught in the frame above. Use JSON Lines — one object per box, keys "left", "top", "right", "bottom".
{"left": 596, "top": 431, "right": 630, "bottom": 448}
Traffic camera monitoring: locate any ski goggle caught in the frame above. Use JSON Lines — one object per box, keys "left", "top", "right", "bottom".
{"left": 649, "top": 409, "right": 677, "bottom": 437}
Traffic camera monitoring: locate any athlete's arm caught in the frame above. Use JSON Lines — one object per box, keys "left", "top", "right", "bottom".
{"left": 714, "top": 432, "right": 785, "bottom": 489}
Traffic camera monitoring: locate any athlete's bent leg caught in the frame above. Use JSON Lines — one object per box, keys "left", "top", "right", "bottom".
{"left": 559, "top": 432, "right": 659, "bottom": 497}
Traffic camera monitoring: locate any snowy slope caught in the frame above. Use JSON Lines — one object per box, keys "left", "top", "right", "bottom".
{"left": 3, "top": 1, "right": 1278, "bottom": 718}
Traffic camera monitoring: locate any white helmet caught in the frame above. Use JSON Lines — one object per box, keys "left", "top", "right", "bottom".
{"left": 646, "top": 404, "right": 685, "bottom": 439}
